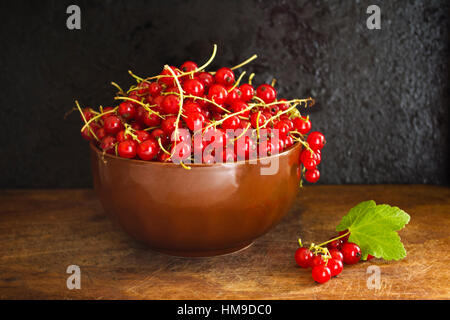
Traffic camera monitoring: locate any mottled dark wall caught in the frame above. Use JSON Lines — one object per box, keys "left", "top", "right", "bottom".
{"left": 0, "top": 0, "right": 448, "bottom": 187}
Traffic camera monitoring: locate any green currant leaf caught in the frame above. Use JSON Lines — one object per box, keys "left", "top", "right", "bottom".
{"left": 337, "top": 201, "right": 411, "bottom": 261}
{"left": 336, "top": 200, "right": 376, "bottom": 232}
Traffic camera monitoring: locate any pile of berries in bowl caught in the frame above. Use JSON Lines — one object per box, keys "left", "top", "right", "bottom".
{"left": 75, "top": 45, "right": 326, "bottom": 256}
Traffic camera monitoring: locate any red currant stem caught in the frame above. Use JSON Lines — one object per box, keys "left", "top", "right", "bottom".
{"left": 271, "top": 78, "right": 277, "bottom": 87}
{"left": 174, "top": 44, "right": 218, "bottom": 79}
{"left": 127, "top": 84, "right": 138, "bottom": 94}
{"left": 232, "top": 122, "right": 252, "bottom": 141}
{"left": 80, "top": 108, "right": 117, "bottom": 133}
{"left": 143, "top": 126, "right": 159, "bottom": 132}
{"left": 198, "top": 103, "right": 255, "bottom": 135}
{"left": 64, "top": 107, "right": 77, "bottom": 119}
{"left": 114, "top": 96, "right": 164, "bottom": 119}
{"left": 165, "top": 64, "right": 185, "bottom": 155}
{"left": 248, "top": 73, "right": 255, "bottom": 85}
{"left": 75, "top": 100, "right": 99, "bottom": 141}
{"left": 227, "top": 71, "right": 246, "bottom": 93}
{"left": 179, "top": 160, "right": 191, "bottom": 170}
{"left": 261, "top": 102, "right": 299, "bottom": 129}
{"left": 128, "top": 70, "right": 145, "bottom": 83}
{"left": 316, "top": 231, "right": 350, "bottom": 248}
{"left": 298, "top": 238, "right": 302, "bottom": 247}
{"left": 255, "top": 110, "right": 261, "bottom": 139}
{"left": 157, "top": 138, "right": 171, "bottom": 156}
{"left": 110, "top": 82, "right": 125, "bottom": 95}
{"left": 230, "top": 54, "right": 258, "bottom": 71}
{"left": 163, "top": 92, "right": 231, "bottom": 114}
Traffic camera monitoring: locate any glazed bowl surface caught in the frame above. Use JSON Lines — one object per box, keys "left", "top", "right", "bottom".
{"left": 90, "top": 142, "right": 301, "bottom": 256}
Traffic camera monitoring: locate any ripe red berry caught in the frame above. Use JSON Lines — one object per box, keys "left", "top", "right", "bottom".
{"left": 273, "top": 120, "right": 290, "bottom": 138}
{"left": 231, "top": 101, "right": 249, "bottom": 117}
{"left": 239, "top": 83, "right": 254, "bottom": 102}
{"left": 310, "top": 254, "right": 326, "bottom": 268}
{"left": 214, "top": 67, "right": 235, "bottom": 86}
{"left": 327, "top": 258, "right": 344, "bottom": 277}
{"left": 117, "top": 140, "right": 137, "bottom": 159}
{"left": 339, "top": 230, "right": 350, "bottom": 242}
{"left": 100, "top": 136, "right": 116, "bottom": 154}
{"left": 284, "top": 135, "right": 294, "bottom": 149}
{"left": 162, "top": 94, "right": 181, "bottom": 114}
{"left": 148, "top": 82, "right": 162, "bottom": 97}
{"left": 118, "top": 101, "right": 136, "bottom": 120}
{"left": 136, "top": 81, "right": 150, "bottom": 95}
{"left": 327, "top": 238, "right": 344, "bottom": 251}
{"left": 341, "top": 242, "right": 362, "bottom": 265}
{"left": 367, "top": 255, "right": 375, "bottom": 261}
{"left": 305, "top": 168, "right": 320, "bottom": 183}
{"left": 293, "top": 117, "right": 311, "bottom": 135}
{"left": 250, "top": 112, "right": 266, "bottom": 128}
{"left": 294, "top": 247, "right": 313, "bottom": 268}
{"left": 135, "top": 130, "right": 151, "bottom": 143}
{"left": 180, "top": 61, "right": 198, "bottom": 73}
{"left": 196, "top": 72, "right": 214, "bottom": 89}
{"left": 143, "top": 112, "right": 162, "bottom": 127}
{"left": 256, "top": 84, "right": 277, "bottom": 104}
{"left": 103, "top": 115, "right": 124, "bottom": 135}
{"left": 182, "top": 78, "right": 204, "bottom": 97}
{"left": 158, "top": 66, "right": 180, "bottom": 87}
{"left": 185, "top": 111, "right": 206, "bottom": 131}
{"left": 226, "top": 87, "right": 242, "bottom": 105}
{"left": 311, "top": 265, "right": 331, "bottom": 284}
{"left": 161, "top": 116, "right": 179, "bottom": 136}
{"left": 329, "top": 248, "right": 344, "bottom": 261}
{"left": 183, "top": 101, "right": 202, "bottom": 115}
{"left": 222, "top": 115, "right": 241, "bottom": 130}
{"left": 307, "top": 131, "right": 326, "bottom": 151}
{"left": 137, "top": 139, "right": 159, "bottom": 160}
{"left": 150, "top": 128, "right": 169, "bottom": 145}
{"left": 208, "top": 84, "right": 228, "bottom": 105}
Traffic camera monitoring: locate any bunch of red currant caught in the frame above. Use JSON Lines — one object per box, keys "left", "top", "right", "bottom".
{"left": 75, "top": 45, "right": 325, "bottom": 183}
{"left": 295, "top": 230, "right": 372, "bottom": 284}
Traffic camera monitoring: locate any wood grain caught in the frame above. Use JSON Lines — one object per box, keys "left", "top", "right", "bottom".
{"left": 0, "top": 185, "right": 449, "bottom": 300}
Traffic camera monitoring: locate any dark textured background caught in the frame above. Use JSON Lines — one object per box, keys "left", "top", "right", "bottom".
{"left": 0, "top": 0, "right": 448, "bottom": 188}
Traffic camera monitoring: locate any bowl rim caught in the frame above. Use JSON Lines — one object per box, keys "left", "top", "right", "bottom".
{"left": 90, "top": 141, "right": 301, "bottom": 167}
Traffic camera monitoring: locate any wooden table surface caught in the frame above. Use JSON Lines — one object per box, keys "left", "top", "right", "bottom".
{"left": 0, "top": 185, "right": 449, "bottom": 300}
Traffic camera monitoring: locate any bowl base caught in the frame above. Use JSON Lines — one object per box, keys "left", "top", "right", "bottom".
{"left": 152, "top": 241, "right": 254, "bottom": 258}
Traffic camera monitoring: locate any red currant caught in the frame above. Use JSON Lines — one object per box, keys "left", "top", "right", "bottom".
{"left": 103, "top": 115, "right": 124, "bottom": 135}
{"left": 256, "top": 84, "right": 277, "bottom": 104}
{"left": 329, "top": 249, "right": 344, "bottom": 261}
{"left": 327, "top": 258, "right": 344, "bottom": 277}
{"left": 185, "top": 111, "right": 206, "bottom": 131}
{"left": 305, "top": 168, "right": 320, "bottom": 183}
{"left": 311, "top": 265, "right": 331, "bottom": 284}
{"left": 195, "top": 72, "right": 214, "bottom": 88}
{"left": 182, "top": 78, "right": 204, "bottom": 97}
{"left": 158, "top": 66, "right": 180, "bottom": 87}
{"left": 180, "top": 61, "right": 198, "bottom": 73}
{"left": 117, "top": 140, "right": 137, "bottom": 159}
{"left": 327, "top": 237, "right": 344, "bottom": 251}
{"left": 239, "top": 84, "right": 254, "bottom": 102}
{"left": 214, "top": 67, "right": 235, "bottom": 86}
{"left": 143, "top": 112, "right": 162, "bottom": 127}
{"left": 310, "top": 254, "right": 326, "bottom": 268}
{"left": 162, "top": 94, "right": 181, "bottom": 114}
{"left": 293, "top": 117, "right": 311, "bottom": 135}
{"left": 341, "top": 242, "right": 362, "bottom": 265}
{"left": 148, "top": 82, "right": 162, "bottom": 97}
{"left": 307, "top": 131, "right": 326, "bottom": 150}
{"left": 100, "top": 136, "right": 116, "bottom": 154}
{"left": 208, "top": 84, "right": 228, "bottom": 105}
{"left": 222, "top": 115, "right": 241, "bottom": 130}
{"left": 294, "top": 247, "right": 313, "bottom": 268}
{"left": 137, "top": 139, "right": 159, "bottom": 160}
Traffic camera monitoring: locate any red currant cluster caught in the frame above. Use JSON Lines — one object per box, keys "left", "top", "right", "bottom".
{"left": 295, "top": 230, "right": 372, "bottom": 284}
{"left": 75, "top": 45, "right": 325, "bottom": 183}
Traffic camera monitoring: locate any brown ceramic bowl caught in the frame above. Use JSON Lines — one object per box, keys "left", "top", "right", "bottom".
{"left": 90, "top": 142, "right": 301, "bottom": 257}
